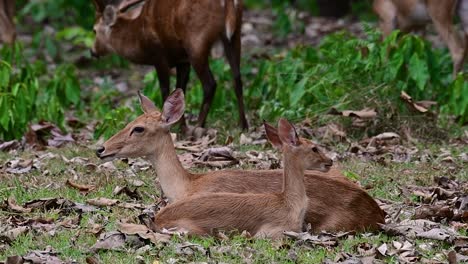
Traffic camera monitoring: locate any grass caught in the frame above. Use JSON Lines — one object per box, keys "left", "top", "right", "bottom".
{"left": 0, "top": 139, "right": 466, "bottom": 263}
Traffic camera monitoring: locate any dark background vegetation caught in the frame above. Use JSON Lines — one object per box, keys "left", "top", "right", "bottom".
{"left": 0, "top": 0, "right": 466, "bottom": 141}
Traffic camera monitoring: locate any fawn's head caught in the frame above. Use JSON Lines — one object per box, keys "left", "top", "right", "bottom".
{"left": 91, "top": 0, "right": 144, "bottom": 57}
{"left": 96, "top": 89, "right": 185, "bottom": 160}
{"left": 264, "top": 118, "right": 333, "bottom": 172}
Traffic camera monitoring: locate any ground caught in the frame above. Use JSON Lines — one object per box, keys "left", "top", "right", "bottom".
{"left": 0, "top": 131, "right": 467, "bottom": 263}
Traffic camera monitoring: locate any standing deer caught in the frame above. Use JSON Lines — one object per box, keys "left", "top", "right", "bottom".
{"left": 0, "top": 0, "right": 15, "bottom": 44}
{"left": 91, "top": 0, "right": 248, "bottom": 131}
{"left": 153, "top": 119, "right": 324, "bottom": 237}
{"left": 373, "top": 0, "right": 468, "bottom": 75}
{"left": 96, "top": 90, "right": 386, "bottom": 232}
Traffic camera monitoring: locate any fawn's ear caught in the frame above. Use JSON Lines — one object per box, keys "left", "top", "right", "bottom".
{"left": 138, "top": 90, "right": 158, "bottom": 114}
{"left": 264, "top": 121, "right": 282, "bottom": 149}
{"left": 162, "top": 89, "right": 185, "bottom": 127}
{"left": 103, "top": 5, "right": 118, "bottom": 26}
{"left": 277, "top": 118, "right": 299, "bottom": 146}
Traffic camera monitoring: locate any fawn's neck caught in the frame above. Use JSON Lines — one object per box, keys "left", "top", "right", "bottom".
{"left": 147, "top": 132, "right": 192, "bottom": 202}
{"left": 281, "top": 149, "right": 307, "bottom": 203}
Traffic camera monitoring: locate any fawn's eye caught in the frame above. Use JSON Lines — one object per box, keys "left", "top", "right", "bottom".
{"left": 312, "top": 147, "right": 318, "bottom": 153}
{"left": 132, "top": 127, "right": 145, "bottom": 133}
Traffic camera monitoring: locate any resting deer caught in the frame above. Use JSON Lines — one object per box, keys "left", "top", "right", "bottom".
{"left": 154, "top": 118, "right": 321, "bottom": 237}
{"left": 373, "top": 0, "right": 468, "bottom": 75}
{"left": 91, "top": 0, "right": 248, "bottom": 131}
{"left": 96, "top": 90, "right": 385, "bottom": 232}
{"left": 0, "top": 0, "right": 15, "bottom": 44}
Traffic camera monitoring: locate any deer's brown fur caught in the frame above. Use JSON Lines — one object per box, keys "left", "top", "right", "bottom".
{"left": 0, "top": 0, "right": 15, "bottom": 44}
{"left": 154, "top": 119, "right": 322, "bottom": 237}
{"left": 91, "top": 0, "right": 248, "bottom": 130}
{"left": 97, "top": 90, "right": 385, "bottom": 233}
{"left": 373, "top": 0, "right": 468, "bottom": 75}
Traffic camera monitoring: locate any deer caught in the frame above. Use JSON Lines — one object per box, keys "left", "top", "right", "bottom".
{"left": 373, "top": 0, "right": 468, "bottom": 76}
{"left": 96, "top": 89, "right": 386, "bottom": 232}
{"left": 90, "top": 0, "right": 248, "bottom": 132}
{"left": 0, "top": 0, "right": 15, "bottom": 44}
{"left": 152, "top": 118, "right": 325, "bottom": 237}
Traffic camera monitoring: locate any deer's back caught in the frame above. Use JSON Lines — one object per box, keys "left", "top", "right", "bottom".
{"left": 154, "top": 193, "right": 301, "bottom": 236}
{"left": 188, "top": 169, "right": 385, "bottom": 232}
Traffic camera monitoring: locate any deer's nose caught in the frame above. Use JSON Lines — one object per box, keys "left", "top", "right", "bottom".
{"left": 96, "top": 146, "right": 105, "bottom": 157}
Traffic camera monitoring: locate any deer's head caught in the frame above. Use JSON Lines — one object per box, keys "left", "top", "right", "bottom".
{"left": 90, "top": 0, "right": 144, "bottom": 57}
{"left": 96, "top": 89, "right": 185, "bottom": 160}
{"left": 264, "top": 119, "right": 333, "bottom": 172}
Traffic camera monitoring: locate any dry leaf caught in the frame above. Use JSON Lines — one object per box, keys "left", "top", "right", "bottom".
{"left": 117, "top": 222, "right": 171, "bottom": 244}
{"left": 400, "top": 91, "right": 436, "bottom": 114}
{"left": 66, "top": 180, "right": 96, "bottom": 193}
{"left": 6, "top": 197, "right": 32, "bottom": 213}
{"left": 113, "top": 186, "right": 142, "bottom": 200}
{"left": 87, "top": 198, "right": 119, "bottom": 207}
{"left": 90, "top": 231, "right": 126, "bottom": 252}
{"left": 0, "top": 140, "right": 20, "bottom": 152}
{"left": 328, "top": 107, "right": 377, "bottom": 119}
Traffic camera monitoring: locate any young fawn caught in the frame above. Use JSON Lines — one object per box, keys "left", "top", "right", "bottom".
{"left": 0, "top": 0, "right": 15, "bottom": 44}
{"left": 90, "top": 0, "right": 248, "bottom": 130}
{"left": 373, "top": 0, "right": 468, "bottom": 75}
{"left": 97, "top": 90, "right": 385, "bottom": 232}
{"left": 153, "top": 118, "right": 323, "bottom": 237}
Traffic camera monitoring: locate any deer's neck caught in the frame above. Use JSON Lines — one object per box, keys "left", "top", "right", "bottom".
{"left": 148, "top": 133, "right": 192, "bottom": 202}
{"left": 111, "top": 18, "right": 153, "bottom": 64}
{"left": 281, "top": 150, "right": 307, "bottom": 204}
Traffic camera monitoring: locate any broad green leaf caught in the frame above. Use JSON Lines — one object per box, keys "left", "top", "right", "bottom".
{"left": 408, "top": 53, "right": 429, "bottom": 91}
{"left": 0, "top": 96, "right": 10, "bottom": 130}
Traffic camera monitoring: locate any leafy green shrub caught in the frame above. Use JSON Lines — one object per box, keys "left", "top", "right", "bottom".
{"left": 249, "top": 29, "right": 466, "bottom": 123}
{"left": 0, "top": 44, "right": 81, "bottom": 140}
{"left": 20, "top": 0, "right": 94, "bottom": 28}
{"left": 92, "top": 29, "right": 466, "bottom": 140}
{"left": 56, "top": 27, "right": 95, "bottom": 49}
{"left": 94, "top": 106, "right": 136, "bottom": 140}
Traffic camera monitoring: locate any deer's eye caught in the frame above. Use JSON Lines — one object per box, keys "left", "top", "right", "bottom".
{"left": 312, "top": 147, "right": 319, "bottom": 153}
{"left": 132, "top": 127, "right": 145, "bottom": 133}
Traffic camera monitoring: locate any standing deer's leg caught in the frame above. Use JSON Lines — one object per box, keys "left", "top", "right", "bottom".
{"left": 427, "top": 0, "right": 465, "bottom": 76}
{"left": 223, "top": 31, "right": 249, "bottom": 130}
{"left": 189, "top": 51, "right": 216, "bottom": 128}
{"left": 0, "top": 0, "right": 15, "bottom": 44}
{"left": 373, "top": 0, "right": 398, "bottom": 37}
{"left": 459, "top": 0, "right": 468, "bottom": 73}
{"left": 175, "top": 63, "right": 191, "bottom": 133}
{"left": 6, "top": 0, "right": 14, "bottom": 21}
{"left": 154, "top": 64, "right": 171, "bottom": 103}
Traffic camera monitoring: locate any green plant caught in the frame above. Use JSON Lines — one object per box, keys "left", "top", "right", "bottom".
{"left": 94, "top": 106, "right": 138, "bottom": 140}
{"left": 20, "top": 0, "right": 94, "bottom": 29}
{"left": 56, "top": 27, "right": 95, "bottom": 49}
{"left": 247, "top": 28, "right": 465, "bottom": 125}
{"left": 0, "top": 44, "right": 81, "bottom": 140}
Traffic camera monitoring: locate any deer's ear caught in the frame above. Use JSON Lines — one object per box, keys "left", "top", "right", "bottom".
{"left": 92, "top": 0, "right": 106, "bottom": 12}
{"left": 264, "top": 121, "right": 282, "bottom": 149}
{"left": 277, "top": 118, "right": 299, "bottom": 146}
{"left": 162, "top": 89, "right": 185, "bottom": 127}
{"left": 138, "top": 91, "right": 158, "bottom": 114}
{"left": 103, "top": 5, "right": 118, "bottom": 26}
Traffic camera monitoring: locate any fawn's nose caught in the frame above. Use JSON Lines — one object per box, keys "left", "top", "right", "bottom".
{"left": 325, "top": 159, "right": 333, "bottom": 167}
{"left": 96, "top": 146, "right": 105, "bottom": 157}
